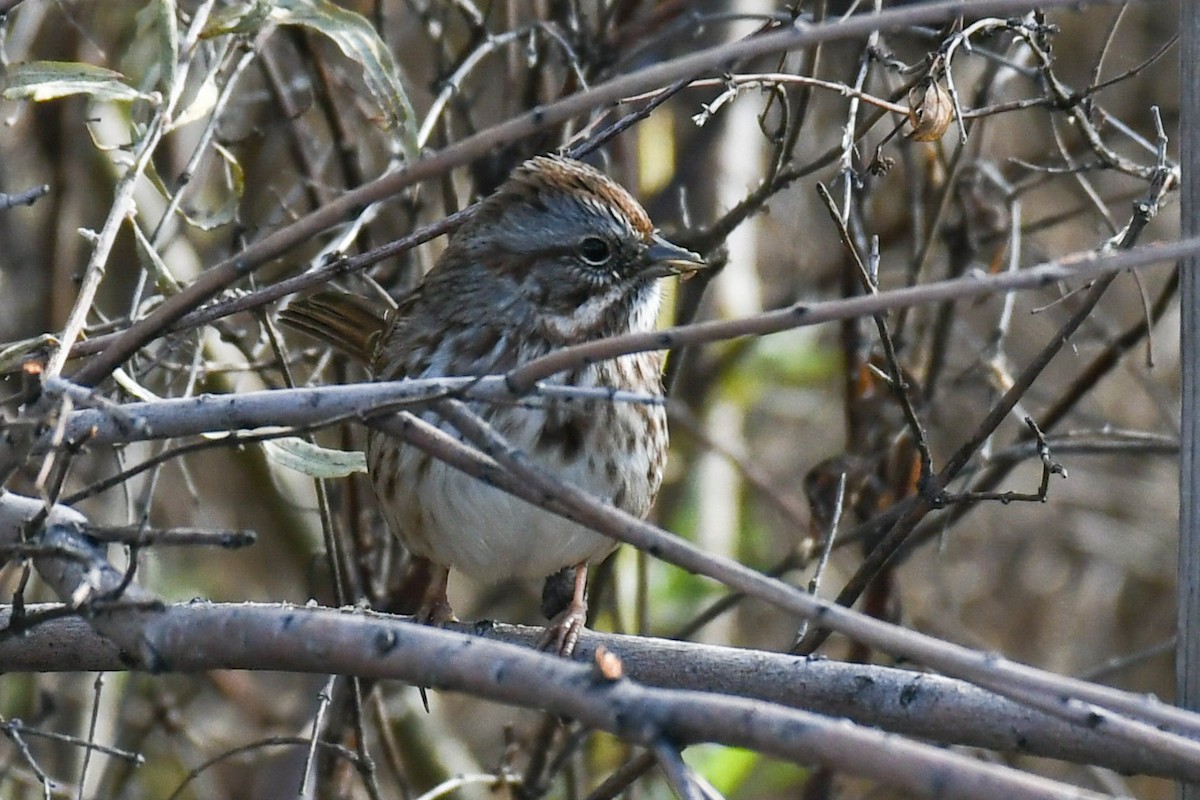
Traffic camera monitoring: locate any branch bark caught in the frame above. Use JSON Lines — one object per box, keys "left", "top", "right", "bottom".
{"left": 0, "top": 601, "right": 1190, "bottom": 780}
{"left": 48, "top": 237, "right": 1198, "bottom": 451}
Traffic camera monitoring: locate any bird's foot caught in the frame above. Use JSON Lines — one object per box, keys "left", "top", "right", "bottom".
{"left": 414, "top": 564, "right": 456, "bottom": 626}
{"left": 416, "top": 595, "right": 457, "bottom": 626}
{"left": 537, "top": 562, "right": 590, "bottom": 657}
{"left": 538, "top": 600, "right": 587, "bottom": 657}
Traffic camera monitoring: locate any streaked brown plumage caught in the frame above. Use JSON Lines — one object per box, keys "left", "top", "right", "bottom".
{"left": 281, "top": 155, "right": 703, "bottom": 652}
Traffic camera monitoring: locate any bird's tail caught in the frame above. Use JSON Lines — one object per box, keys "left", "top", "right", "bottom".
{"left": 279, "top": 291, "right": 387, "bottom": 366}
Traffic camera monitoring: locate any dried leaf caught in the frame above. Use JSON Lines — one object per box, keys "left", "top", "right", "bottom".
{"left": 906, "top": 80, "right": 953, "bottom": 142}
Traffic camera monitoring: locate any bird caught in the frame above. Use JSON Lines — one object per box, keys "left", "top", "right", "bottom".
{"left": 281, "top": 154, "right": 704, "bottom": 653}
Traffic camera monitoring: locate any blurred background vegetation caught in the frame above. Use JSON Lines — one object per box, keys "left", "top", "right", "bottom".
{"left": 0, "top": 0, "right": 1185, "bottom": 798}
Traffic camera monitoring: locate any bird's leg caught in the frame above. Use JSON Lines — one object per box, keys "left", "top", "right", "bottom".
{"left": 538, "top": 562, "right": 589, "bottom": 656}
{"left": 416, "top": 564, "right": 456, "bottom": 625}
{"left": 399, "top": 560, "right": 454, "bottom": 715}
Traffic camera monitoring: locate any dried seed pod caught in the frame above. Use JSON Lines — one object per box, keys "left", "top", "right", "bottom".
{"left": 907, "top": 80, "right": 954, "bottom": 142}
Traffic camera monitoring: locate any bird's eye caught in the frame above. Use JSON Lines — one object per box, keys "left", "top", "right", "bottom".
{"left": 578, "top": 236, "right": 612, "bottom": 266}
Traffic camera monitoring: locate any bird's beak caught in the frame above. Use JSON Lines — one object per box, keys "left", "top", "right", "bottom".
{"left": 642, "top": 234, "right": 706, "bottom": 279}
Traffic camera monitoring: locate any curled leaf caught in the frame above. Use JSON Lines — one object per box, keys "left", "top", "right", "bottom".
{"left": 906, "top": 80, "right": 954, "bottom": 142}
{"left": 3, "top": 61, "right": 155, "bottom": 104}
{"left": 273, "top": 0, "right": 418, "bottom": 153}
{"left": 206, "top": 0, "right": 417, "bottom": 155}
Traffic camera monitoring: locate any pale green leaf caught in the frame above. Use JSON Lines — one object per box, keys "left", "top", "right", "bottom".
{"left": 134, "top": 0, "right": 180, "bottom": 95}
{"left": 176, "top": 141, "right": 244, "bottom": 230}
{"left": 144, "top": 138, "right": 244, "bottom": 231}
{"left": 199, "top": 0, "right": 417, "bottom": 154}
{"left": 263, "top": 437, "right": 367, "bottom": 479}
{"left": 268, "top": 0, "right": 418, "bottom": 154}
{"left": 156, "top": 0, "right": 181, "bottom": 94}
{"left": 3, "top": 61, "right": 155, "bottom": 103}
{"left": 201, "top": 1, "right": 272, "bottom": 37}
{"left": 167, "top": 74, "right": 219, "bottom": 131}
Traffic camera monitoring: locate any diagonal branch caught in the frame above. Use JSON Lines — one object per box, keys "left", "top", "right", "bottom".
{"left": 410, "top": 400, "right": 1200, "bottom": 754}
{"left": 66, "top": 0, "right": 1140, "bottom": 390}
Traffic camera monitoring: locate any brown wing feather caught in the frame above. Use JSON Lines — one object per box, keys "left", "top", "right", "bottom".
{"left": 279, "top": 291, "right": 388, "bottom": 366}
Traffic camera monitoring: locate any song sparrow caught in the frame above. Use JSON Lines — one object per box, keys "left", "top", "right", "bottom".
{"left": 282, "top": 155, "right": 704, "bottom": 653}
